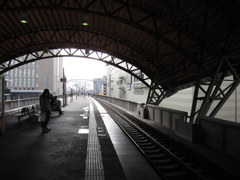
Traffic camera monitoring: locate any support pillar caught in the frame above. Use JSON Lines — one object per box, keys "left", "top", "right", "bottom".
{"left": 189, "top": 57, "right": 240, "bottom": 123}
{"left": 146, "top": 81, "right": 166, "bottom": 105}
{"left": 0, "top": 76, "right": 5, "bottom": 135}
{"left": 61, "top": 68, "right": 67, "bottom": 107}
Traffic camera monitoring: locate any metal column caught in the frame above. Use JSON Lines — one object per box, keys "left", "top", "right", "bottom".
{"left": 189, "top": 57, "right": 240, "bottom": 123}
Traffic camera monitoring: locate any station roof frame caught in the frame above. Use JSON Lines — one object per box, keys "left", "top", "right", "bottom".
{"left": 0, "top": 0, "right": 240, "bottom": 92}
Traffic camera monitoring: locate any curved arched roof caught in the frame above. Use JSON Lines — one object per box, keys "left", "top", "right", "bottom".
{"left": 0, "top": 0, "right": 240, "bottom": 91}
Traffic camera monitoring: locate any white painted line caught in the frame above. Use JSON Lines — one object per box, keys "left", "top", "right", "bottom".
{"left": 78, "top": 129, "right": 89, "bottom": 134}
{"left": 83, "top": 107, "right": 89, "bottom": 110}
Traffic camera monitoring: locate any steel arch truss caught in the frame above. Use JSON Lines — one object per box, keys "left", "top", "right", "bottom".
{"left": 0, "top": 48, "right": 151, "bottom": 87}
{"left": 146, "top": 81, "right": 166, "bottom": 105}
{"left": 0, "top": 27, "right": 153, "bottom": 70}
{"left": 189, "top": 57, "right": 240, "bottom": 123}
{"left": 146, "top": 81, "right": 174, "bottom": 105}
{"left": 1, "top": 0, "right": 234, "bottom": 69}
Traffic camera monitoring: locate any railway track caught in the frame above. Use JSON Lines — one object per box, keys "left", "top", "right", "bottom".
{"left": 96, "top": 98, "right": 236, "bottom": 180}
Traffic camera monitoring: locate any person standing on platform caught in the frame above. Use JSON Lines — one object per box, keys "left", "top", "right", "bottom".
{"left": 50, "top": 96, "right": 63, "bottom": 115}
{"left": 40, "top": 89, "right": 52, "bottom": 134}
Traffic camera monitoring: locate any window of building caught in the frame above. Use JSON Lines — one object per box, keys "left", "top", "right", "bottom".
{"left": 117, "top": 79, "right": 123, "bottom": 85}
{"left": 28, "top": 78, "right": 31, "bottom": 86}
{"left": 10, "top": 77, "right": 13, "bottom": 87}
{"left": 10, "top": 69, "right": 13, "bottom": 77}
{"left": 32, "top": 68, "right": 34, "bottom": 77}
{"left": 35, "top": 68, "right": 38, "bottom": 77}
{"left": 28, "top": 68, "right": 31, "bottom": 76}
{"left": 32, "top": 78, "right": 35, "bottom": 88}
{"left": 23, "top": 69, "right": 26, "bottom": 77}
{"left": 19, "top": 78, "right": 21, "bottom": 87}
{"left": 23, "top": 78, "right": 26, "bottom": 86}
{"left": 14, "top": 78, "right": 17, "bottom": 88}
{"left": 19, "top": 68, "right": 21, "bottom": 76}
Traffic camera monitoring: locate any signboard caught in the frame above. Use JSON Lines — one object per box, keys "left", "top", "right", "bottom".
{"left": 60, "top": 78, "right": 66, "bottom": 82}
{"left": 0, "top": 76, "right": 5, "bottom": 135}
{"left": 126, "top": 74, "right": 132, "bottom": 84}
{"left": 133, "top": 82, "right": 145, "bottom": 89}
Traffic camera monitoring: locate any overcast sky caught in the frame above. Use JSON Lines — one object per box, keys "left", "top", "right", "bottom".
{"left": 63, "top": 57, "right": 108, "bottom": 91}
{"left": 63, "top": 57, "right": 108, "bottom": 80}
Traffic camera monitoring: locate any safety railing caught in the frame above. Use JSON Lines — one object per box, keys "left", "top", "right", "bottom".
{"left": 4, "top": 95, "right": 63, "bottom": 113}
{"left": 5, "top": 97, "right": 39, "bottom": 113}
{"left": 95, "top": 95, "right": 139, "bottom": 113}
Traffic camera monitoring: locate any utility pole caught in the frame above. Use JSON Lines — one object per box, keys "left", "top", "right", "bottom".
{"left": 84, "top": 80, "right": 86, "bottom": 98}
{"left": 109, "top": 74, "right": 112, "bottom": 103}
{"left": 61, "top": 68, "right": 67, "bottom": 107}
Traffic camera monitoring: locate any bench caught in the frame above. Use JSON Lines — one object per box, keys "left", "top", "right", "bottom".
{"left": 30, "top": 104, "right": 40, "bottom": 120}
{"left": 16, "top": 104, "right": 40, "bottom": 125}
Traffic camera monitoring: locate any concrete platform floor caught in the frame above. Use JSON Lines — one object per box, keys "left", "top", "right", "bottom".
{"left": 0, "top": 97, "right": 160, "bottom": 180}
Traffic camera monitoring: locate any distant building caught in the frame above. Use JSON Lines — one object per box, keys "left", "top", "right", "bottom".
{"left": 4, "top": 54, "right": 63, "bottom": 99}
{"left": 37, "top": 57, "right": 63, "bottom": 96}
{"left": 107, "top": 60, "right": 240, "bottom": 123}
{"left": 93, "top": 76, "right": 107, "bottom": 95}
{"left": 106, "top": 63, "right": 150, "bottom": 103}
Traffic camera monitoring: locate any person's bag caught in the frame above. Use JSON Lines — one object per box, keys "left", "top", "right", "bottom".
{"left": 38, "top": 112, "right": 46, "bottom": 122}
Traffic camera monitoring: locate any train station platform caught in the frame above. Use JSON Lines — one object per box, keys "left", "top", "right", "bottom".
{"left": 0, "top": 97, "right": 160, "bottom": 180}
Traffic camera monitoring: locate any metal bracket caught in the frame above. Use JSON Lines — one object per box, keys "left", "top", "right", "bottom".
{"left": 189, "top": 57, "right": 240, "bottom": 123}
{"left": 146, "top": 81, "right": 166, "bottom": 105}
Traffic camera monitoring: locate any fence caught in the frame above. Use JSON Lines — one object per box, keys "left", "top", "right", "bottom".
{"left": 95, "top": 95, "right": 139, "bottom": 113}
{"left": 5, "top": 97, "right": 39, "bottom": 113}
{"left": 199, "top": 116, "right": 240, "bottom": 160}
{"left": 4, "top": 95, "right": 63, "bottom": 113}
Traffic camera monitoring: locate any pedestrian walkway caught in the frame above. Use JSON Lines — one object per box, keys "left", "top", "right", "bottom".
{"left": 0, "top": 97, "right": 160, "bottom": 180}
{"left": 0, "top": 97, "right": 90, "bottom": 179}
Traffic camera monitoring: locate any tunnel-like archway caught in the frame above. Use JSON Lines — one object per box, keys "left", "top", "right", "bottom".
{"left": 1, "top": 48, "right": 151, "bottom": 88}
{"left": 1, "top": 0, "right": 240, "bottom": 122}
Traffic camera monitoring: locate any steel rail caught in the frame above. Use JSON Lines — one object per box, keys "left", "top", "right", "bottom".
{"left": 96, "top": 98, "right": 205, "bottom": 180}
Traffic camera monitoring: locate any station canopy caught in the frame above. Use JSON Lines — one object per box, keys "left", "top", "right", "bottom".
{"left": 0, "top": 0, "right": 240, "bottom": 91}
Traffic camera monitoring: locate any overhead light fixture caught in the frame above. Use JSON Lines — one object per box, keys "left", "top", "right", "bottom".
{"left": 43, "top": 47, "right": 49, "bottom": 54}
{"left": 82, "top": 14, "right": 89, "bottom": 26}
{"left": 20, "top": 12, "right": 28, "bottom": 24}
{"left": 85, "top": 49, "right": 90, "bottom": 55}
